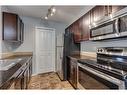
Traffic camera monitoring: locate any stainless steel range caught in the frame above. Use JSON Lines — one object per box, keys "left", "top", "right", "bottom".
{"left": 78, "top": 47, "right": 127, "bottom": 89}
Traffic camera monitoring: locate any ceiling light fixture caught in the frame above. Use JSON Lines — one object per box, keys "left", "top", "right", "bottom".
{"left": 50, "top": 13, "right": 53, "bottom": 16}
{"left": 52, "top": 7, "right": 56, "bottom": 13}
{"left": 45, "top": 16, "right": 48, "bottom": 19}
{"left": 44, "top": 6, "right": 56, "bottom": 20}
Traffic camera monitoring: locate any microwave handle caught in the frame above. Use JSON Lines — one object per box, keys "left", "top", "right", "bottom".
{"left": 115, "top": 18, "right": 120, "bottom": 35}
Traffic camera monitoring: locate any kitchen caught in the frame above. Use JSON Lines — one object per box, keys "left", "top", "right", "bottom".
{"left": 1, "top": 5, "right": 127, "bottom": 90}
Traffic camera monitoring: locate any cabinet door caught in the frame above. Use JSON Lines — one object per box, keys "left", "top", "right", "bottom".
{"left": 14, "top": 72, "right": 24, "bottom": 89}
{"left": 69, "top": 60, "right": 75, "bottom": 86}
{"left": 8, "top": 82, "right": 15, "bottom": 89}
{"left": 23, "top": 68, "right": 29, "bottom": 89}
{"left": 69, "top": 24, "right": 73, "bottom": 33}
{"left": 82, "top": 12, "right": 90, "bottom": 41}
{"left": 73, "top": 61, "right": 77, "bottom": 88}
{"left": 17, "top": 16, "right": 24, "bottom": 43}
{"left": 69, "top": 60, "right": 77, "bottom": 88}
{"left": 3, "top": 12, "right": 24, "bottom": 43}
{"left": 90, "top": 6, "right": 106, "bottom": 22}
{"left": 111, "top": 6, "right": 126, "bottom": 14}
{"left": 3, "top": 12, "right": 18, "bottom": 41}
{"left": 73, "top": 21, "right": 82, "bottom": 43}
{"left": 20, "top": 20, "right": 24, "bottom": 43}
{"left": 17, "top": 16, "right": 21, "bottom": 42}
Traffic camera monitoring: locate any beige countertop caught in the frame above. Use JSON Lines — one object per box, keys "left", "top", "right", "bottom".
{"left": 68, "top": 52, "right": 97, "bottom": 61}
{"left": 68, "top": 55, "right": 96, "bottom": 61}
{"left": 0, "top": 52, "right": 33, "bottom": 59}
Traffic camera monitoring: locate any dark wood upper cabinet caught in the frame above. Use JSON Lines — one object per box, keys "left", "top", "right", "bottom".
{"left": 90, "top": 6, "right": 106, "bottom": 22}
{"left": 70, "top": 24, "right": 74, "bottom": 33}
{"left": 82, "top": 12, "right": 90, "bottom": 41}
{"left": 3, "top": 12, "right": 17, "bottom": 41}
{"left": 65, "top": 6, "right": 126, "bottom": 42}
{"left": 73, "top": 21, "right": 82, "bottom": 43}
{"left": 111, "top": 6, "right": 126, "bottom": 14}
{"left": 2, "top": 12, "right": 24, "bottom": 43}
{"left": 90, "top": 6, "right": 127, "bottom": 22}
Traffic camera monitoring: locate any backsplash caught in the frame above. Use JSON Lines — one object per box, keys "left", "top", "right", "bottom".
{"left": 81, "top": 38, "right": 127, "bottom": 52}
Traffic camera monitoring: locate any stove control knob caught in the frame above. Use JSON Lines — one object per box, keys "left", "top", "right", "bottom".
{"left": 98, "top": 49, "right": 102, "bottom": 52}
{"left": 97, "top": 49, "right": 100, "bottom": 52}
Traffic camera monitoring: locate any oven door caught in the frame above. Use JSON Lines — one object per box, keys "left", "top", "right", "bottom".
{"left": 78, "top": 63, "right": 123, "bottom": 89}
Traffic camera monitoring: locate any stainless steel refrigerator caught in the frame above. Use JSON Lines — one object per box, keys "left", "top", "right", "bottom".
{"left": 56, "top": 31, "right": 80, "bottom": 80}
{"left": 56, "top": 34, "right": 64, "bottom": 80}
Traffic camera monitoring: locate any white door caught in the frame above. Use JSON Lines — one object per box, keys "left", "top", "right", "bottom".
{"left": 35, "top": 27, "right": 55, "bottom": 74}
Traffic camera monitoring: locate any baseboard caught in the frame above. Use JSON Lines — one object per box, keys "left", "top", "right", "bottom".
{"left": 32, "top": 71, "right": 56, "bottom": 76}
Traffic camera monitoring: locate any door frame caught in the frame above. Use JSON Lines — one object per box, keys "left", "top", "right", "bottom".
{"left": 35, "top": 26, "right": 56, "bottom": 75}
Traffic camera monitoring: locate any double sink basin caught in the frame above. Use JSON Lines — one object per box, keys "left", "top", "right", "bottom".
{"left": 0, "top": 58, "right": 23, "bottom": 71}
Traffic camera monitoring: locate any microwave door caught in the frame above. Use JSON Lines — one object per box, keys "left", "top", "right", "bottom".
{"left": 119, "top": 15, "right": 127, "bottom": 37}
{"left": 90, "top": 20, "right": 118, "bottom": 40}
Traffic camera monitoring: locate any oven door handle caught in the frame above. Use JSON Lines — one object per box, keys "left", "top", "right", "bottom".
{"left": 78, "top": 63, "right": 125, "bottom": 89}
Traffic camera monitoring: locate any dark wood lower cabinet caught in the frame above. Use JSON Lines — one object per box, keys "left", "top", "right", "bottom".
{"left": 9, "top": 82, "right": 15, "bottom": 89}
{"left": 23, "top": 68, "right": 29, "bottom": 89}
{"left": 14, "top": 71, "right": 24, "bottom": 89}
{"left": 67, "top": 57, "right": 78, "bottom": 89}
{"left": 8, "top": 57, "right": 32, "bottom": 89}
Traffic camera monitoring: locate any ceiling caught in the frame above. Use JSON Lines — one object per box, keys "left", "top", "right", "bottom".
{"left": 6, "top": 6, "right": 94, "bottom": 25}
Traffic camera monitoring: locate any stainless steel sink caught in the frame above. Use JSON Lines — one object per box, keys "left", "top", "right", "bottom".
{"left": 0, "top": 58, "right": 22, "bottom": 71}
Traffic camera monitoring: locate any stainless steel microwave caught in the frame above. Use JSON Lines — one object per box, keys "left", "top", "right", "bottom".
{"left": 90, "top": 19, "right": 119, "bottom": 40}
{"left": 90, "top": 7, "right": 127, "bottom": 41}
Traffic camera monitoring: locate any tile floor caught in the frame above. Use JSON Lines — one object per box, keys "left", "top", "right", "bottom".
{"left": 28, "top": 72, "right": 74, "bottom": 89}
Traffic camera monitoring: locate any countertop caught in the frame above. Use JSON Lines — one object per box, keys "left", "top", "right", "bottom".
{"left": 67, "top": 54, "right": 97, "bottom": 67}
{"left": 0, "top": 54, "right": 32, "bottom": 89}
{"left": 68, "top": 54, "right": 97, "bottom": 62}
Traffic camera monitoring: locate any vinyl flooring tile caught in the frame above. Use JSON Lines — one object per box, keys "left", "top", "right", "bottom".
{"left": 28, "top": 72, "right": 74, "bottom": 89}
